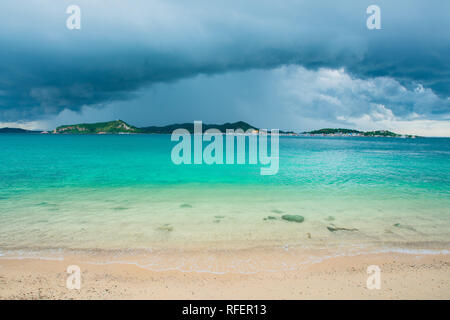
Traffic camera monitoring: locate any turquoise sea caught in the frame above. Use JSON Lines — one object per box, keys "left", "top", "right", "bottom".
{"left": 0, "top": 134, "right": 449, "bottom": 271}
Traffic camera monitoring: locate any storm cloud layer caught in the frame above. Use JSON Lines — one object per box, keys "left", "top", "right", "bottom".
{"left": 0, "top": 0, "right": 449, "bottom": 133}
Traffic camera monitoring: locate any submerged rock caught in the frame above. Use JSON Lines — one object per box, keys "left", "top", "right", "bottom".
{"left": 271, "top": 209, "right": 284, "bottom": 214}
{"left": 393, "top": 223, "right": 416, "bottom": 232}
{"left": 307, "top": 232, "right": 312, "bottom": 239}
{"left": 327, "top": 225, "right": 358, "bottom": 232}
{"left": 113, "top": 206, "right": 128, "bottom": 211}
{"left": 180, "top": 203, "right": 193, "bottom": 208}
{"left": 263, "top": 216, "right": 277, "bottom": 221}
{"left": 157, "top": 224, "right": 173, "bottom": 232}
{"left": 281, "top": 215, "right": 304, "bottom": 223}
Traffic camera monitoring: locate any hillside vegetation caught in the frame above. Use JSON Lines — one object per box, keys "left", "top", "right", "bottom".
{"left": 56, "top": 120, "right": 140, "bottom": 134}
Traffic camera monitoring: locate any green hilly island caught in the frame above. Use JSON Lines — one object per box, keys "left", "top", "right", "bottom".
{"left": 304, "top": 128, "right": 416, "bottom": 138}
{"left": 55, "top": 120, "right": 262, "bottom": 134}
{"left": 56, "top": 120, "right": 140, "bottom": 134}
{"left": 0, "top": 120, "right": 416, "bottom": 137}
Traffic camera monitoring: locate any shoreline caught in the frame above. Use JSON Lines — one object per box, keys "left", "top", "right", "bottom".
{"left": 1, "top": 240, "right": 449, "bottom": 271}
{"left": 0, "top": 251, "right": 448, "bottom": 299}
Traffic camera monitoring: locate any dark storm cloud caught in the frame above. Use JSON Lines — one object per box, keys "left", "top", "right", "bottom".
{"left": 0, "top": 0, "right": 449, "bottom": 121}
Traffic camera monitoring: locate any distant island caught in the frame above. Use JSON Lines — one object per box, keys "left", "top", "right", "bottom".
{"left": 55, "top": 120, "right": 261, "bottom": 134}
{"left": 0, "top": 120, "right": 417, "bottom": 137}
{"left": 55, "top": 120, "right": 294, "bottom": 135}
{"left": 0, "top": 127, "right": 41, "bottom": 134}
{"left": 302, "top": 128, "right": 417, "bottom": 138}
{"left": 55, "top": 120, "right": 141, "bottom": 134}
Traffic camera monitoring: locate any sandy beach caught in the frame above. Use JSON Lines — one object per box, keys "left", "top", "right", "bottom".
{"left": 1, "top": 250, "right": 448, "bottom": 300}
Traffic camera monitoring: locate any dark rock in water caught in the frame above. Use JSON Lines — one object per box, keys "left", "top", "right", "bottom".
{"left": 215, "top": 215, "right": 225, "bottom": 219}
{"left": 113, "top": 206, "right": 128, "bottom": 211}
{"left": 180, "top": 203, "right": 192, "bottom": 208}
{"left": 393, "top": 223, "right": 416, "bottom": 232}
{"left": 271, "top": 209, "right": 284, "bottom": 214}
{"left": 325, "top": 216, "right": 335, "bottom": 221}
{"left": 307, "top": 232, "right": 311, "bottom": 239}
{"left": 37, "top": 202, "right": 58, "bottom": 207}
{"left": 263, "top": 216, "right": 277, "bottom": 221}
{"left": 327, "top": 225, "right": 358, "bottom": 232}
{"left": 213, "top": 220, "right": 221, "bottom": 223}
{"left": 281, "top": 215, "right": 304, "bottom": 223}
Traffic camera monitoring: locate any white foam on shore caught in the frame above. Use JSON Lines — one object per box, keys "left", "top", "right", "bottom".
{"left": 373, "top": 248, "right": 450, "bottom": 255}
{"left": 1, "top": 245, "right": 448, "bottom": 275}
{"left": 0, "top": 249, "right": 64, "bottom": 261}
{"left": 82, "top": 246, "right": 450, "bottom": 275}
{"left": 0, "top": 255, "right": 64, "bottom": 261}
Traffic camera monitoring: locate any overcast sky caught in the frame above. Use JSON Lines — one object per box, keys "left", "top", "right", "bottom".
{"left": 0, "top": 0, "right": 449, "bottom": 136}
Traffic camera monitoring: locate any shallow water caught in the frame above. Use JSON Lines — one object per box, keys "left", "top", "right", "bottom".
{"left": 0, "top": 134, "right": 449, "bottom": 259}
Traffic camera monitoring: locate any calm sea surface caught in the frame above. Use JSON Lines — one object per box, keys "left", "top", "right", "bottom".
{"left": 0, "top": 134, "right": 449, "bottom": 268}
